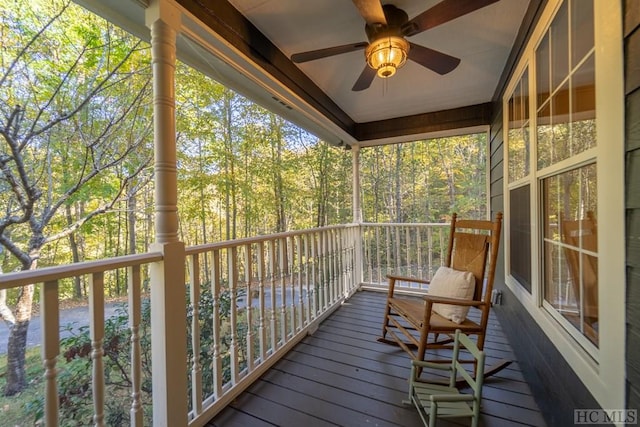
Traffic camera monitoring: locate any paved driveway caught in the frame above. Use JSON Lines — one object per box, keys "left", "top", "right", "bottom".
{"left": 0, "top": 303, "right": 122, "bottom": 354}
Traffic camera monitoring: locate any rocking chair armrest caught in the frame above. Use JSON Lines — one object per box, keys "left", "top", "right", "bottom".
{"left": 386, "top": 274, "right": 431, "bottom": 285}
{"left": 422, "top": 295, "right": 486, "bottom": 307}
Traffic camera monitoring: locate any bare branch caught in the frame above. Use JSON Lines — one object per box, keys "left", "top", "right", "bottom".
{"left": 0, "top": 233, "right": 30, "bottom": 266}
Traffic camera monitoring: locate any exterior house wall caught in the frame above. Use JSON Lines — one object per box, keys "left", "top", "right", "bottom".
{"left": 486, "top": 0, "right": 638, "bottom": 424}
{"left": 625, "top": 0, "right": 640, "bottom": 412}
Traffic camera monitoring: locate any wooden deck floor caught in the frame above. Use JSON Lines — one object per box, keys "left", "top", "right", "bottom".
{"left": 208, "top": 290, "right": 546, "bottom": 427}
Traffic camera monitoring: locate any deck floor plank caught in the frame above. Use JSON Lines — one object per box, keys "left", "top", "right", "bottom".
{"left": 208, "top": 291, "right": 545, "bottom": 427}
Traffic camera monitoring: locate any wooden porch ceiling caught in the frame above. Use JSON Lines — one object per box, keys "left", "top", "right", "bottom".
{"left": 208, "top": 291, "right": 547, "bottom": 427}
{"left": 175, "top": 0, "right": 545, "bottom": 147}
{"left": 76, "top": 0, "right": 546, "bottom": 146}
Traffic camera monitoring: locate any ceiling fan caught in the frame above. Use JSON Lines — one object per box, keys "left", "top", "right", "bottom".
{"left": 290, "top": 0, "right": 500, "bottom": 91}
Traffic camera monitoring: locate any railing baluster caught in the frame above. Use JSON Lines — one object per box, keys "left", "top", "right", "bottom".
{"left": 128, "top": 265, "right": 144, "bottom": 427}
{"left": 89, "top": 272, "right": 106, "bottom": 427}
{"left": 319, "top": 230, "right": 326, "bottom": 310}
{"left": 385, "top": 226, "right": 391, "bottom": 279}
{"left": 428, "top": 227, "right": 434, "bottom": 278}
{"left": 336, "top": 230, "right": 343, "bottom": 299}
{"left": 324, "top": 230, "right": 329, "bottom": 307}
{"left": 326, "top": 230, "right": 333, "bottom": 304}
{"left": 303, "top": 233, "right": 311, "bottom": 325}
{"left": 330, "top": 230, "right": 337, "bottom": 303}
{"left": 279, "top": 238, "right": 287, "bottom": 343}
{"left": 188, "top": 255, "right": 203, "bottom": 416}
{"left": 244, "top": 244, "right": 254, "bottom": 371}
{"left": 257, "top": 241, "right": 267, "bottom": 361}
{"left": 41, "top": 280, "right": 60, "bottom": 426}
{"left": 287, "top": 236, "right": 295, "bottom": 336}
{"left": 405, "top": 226, "right": 412, "bottom": 278}
{"left": 228, "top": 247, "right": 239, "bottom": 384}
{"left": 417, "top": 226, "right": 423, "bottom": 279}
{"left": 269, "top": 240, "right": 277, "bottom": 351}
{"left": 439, "top": 227, "right": 445, "bottom": 268}
{"left": 211, "top": 249, "right": 223, "bottom": 398}
{"left": 323, "top": 231, "right": 329, "bottom": 305}
{"left": 311, "top": 233, "right": 318, "bottom": 318}
{"left": 364, "top": 227, "right": 371, "bottom": 283}
{"left": 297, "top": 234, "right": 304, "bottom": 329}
{"left": 345, "top": 227, "right": 352, "bottom": 294}
{"left": 337, "top": 230, "right": 342, "bottom": 298}
{"left": 395, "top": 225, "right": 401, "bottom": 275}
{"left": 375, "top": 227, "right": 381, "bottom": 284}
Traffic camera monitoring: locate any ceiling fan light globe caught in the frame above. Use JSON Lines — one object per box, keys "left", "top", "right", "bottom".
{"left": 365, "top": 36, "right": 409, "bottom": 79}
{"left": 377, "top": 65, "right": 396, "bottom": 78}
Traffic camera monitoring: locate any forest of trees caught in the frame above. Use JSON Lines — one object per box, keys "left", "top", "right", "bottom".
{"left": 0, "top": 0, "right": 486, "bottom": 397}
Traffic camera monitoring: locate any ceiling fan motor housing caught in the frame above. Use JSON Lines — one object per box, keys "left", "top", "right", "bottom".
{"left": 364, "top": 4, "right": 409, "bottom": 41}
{"left": 364, "top": 5, "right": 410, "bottom": 78}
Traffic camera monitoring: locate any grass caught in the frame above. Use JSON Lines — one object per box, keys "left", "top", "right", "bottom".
{"left": 0, "top": 346, "right": 44, "bottom": 426}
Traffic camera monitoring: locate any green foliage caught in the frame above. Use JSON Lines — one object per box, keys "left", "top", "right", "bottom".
{"left": 25, "top": 285, "right": 252, "bottom": 422}
{"left": 0, "top": 0, "right": 487, "bottom": 297}
{"left": 0, "top": 347, "right": 43, "bottom": 425}
{"left": 51, "top": 300, "right": 153, "bottom": 424}
{"left": 360, "top": 134, "right": 487, "bottom": 223}
{"left": 186, "top": 284, "right": 250, "bottom": 398}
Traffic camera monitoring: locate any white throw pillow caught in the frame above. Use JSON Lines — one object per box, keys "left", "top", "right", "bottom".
{"left": 427, "top": 266, "right": 476, "bottom": 324}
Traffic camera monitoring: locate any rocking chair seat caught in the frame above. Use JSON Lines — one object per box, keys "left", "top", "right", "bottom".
{"left": 389, "top": 297, "right": 485, "bottom": 333}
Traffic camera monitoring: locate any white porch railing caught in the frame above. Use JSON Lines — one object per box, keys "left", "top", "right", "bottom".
{"left": 184, "top": 224, "right": 359, "bottom": 426}
{"left": 0, "top": 221, "right": 450, "bottom": 426}
{"left": 360, "top": 222, "right": 450, "bottom": 293}
{"left": 0, "top": 252, "right": 163, "bottom": 426}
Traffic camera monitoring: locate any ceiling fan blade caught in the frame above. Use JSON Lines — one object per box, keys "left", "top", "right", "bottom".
{"left": 291, "top": 42, "right": 368, "bottom": 63}
{"left": 402, "top": 0, "right": 500, "bottom": 37}
{"left": 408, "top": 43, "right": 460, "bottom": 75}
{"left": 352, "top": 66, "right": 377, "bottom": 91}
{"left": 351, "top": 0, "right": 387, "bottom": 25}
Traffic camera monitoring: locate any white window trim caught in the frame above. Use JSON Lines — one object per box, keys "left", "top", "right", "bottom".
{"left": 502, "top": 0, "right": 625, "bottom": 411}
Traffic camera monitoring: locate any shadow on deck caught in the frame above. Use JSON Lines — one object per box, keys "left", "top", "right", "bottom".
{"left": 209, "top": 290, "right": 546, "bottom": 427}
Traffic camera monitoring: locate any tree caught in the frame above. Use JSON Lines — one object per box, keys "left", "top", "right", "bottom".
{"left": 359, "top": 135, "right": 487, "bottom": 223}
{"left": 0, "top": 0, "right": 152, "bottom": 395}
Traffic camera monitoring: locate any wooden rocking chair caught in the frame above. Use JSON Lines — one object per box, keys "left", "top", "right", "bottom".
{"left": 378, "top": 212, "right": 510, "bottom": 379}
{"left": 560, "top": 211, "right": 598, "bottom": 345}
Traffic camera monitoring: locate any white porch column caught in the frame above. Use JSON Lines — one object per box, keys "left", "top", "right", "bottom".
{"left": 146, "top": 1, "right": 188, "bottom": 426}
{"left": 351, "top": 145, "right": 364, "bottom": 288}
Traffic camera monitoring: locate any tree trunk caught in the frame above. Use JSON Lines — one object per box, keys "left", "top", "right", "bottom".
{"left": 437, "top": 140, "right": 456, "bottom": 208}
{"left": 271, "top": 114, "right": 286, "bottom": 232}
{"left": 128, "top": 185, "right": 137, "bottom": 255}
{"left": 394, "top": 144, "right": 403, "bottom": 223}
{"left": 4, "top": 258, "right": 36, "bottom": 396}
{"left": 65, "top": 204, "right": 83, "bottom": 298}
{"left": 0, "top": 289, "right": 16, "bottom": 328}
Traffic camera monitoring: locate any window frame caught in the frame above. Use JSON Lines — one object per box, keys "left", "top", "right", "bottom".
{"left": 502, "top": 0, "right": 624, "bottom": 411}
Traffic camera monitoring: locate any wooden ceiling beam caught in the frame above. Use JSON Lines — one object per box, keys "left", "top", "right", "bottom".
{"left": 354, "top": 103, "right": 493, "bottom": 142}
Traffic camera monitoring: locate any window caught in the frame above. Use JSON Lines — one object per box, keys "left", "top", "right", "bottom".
{"left": 542, "top": 164, "right": 597, "bottom": 346}
{"left": 506, "top": 0, "right": 596, "bottom": 347}
{"left": 506, "top": 67, "right": 532, "bottom": 293}
{"left": 503, "top": 0, "right": 624, "bottom": 411}
{"left": 536, "top": 0, "right": 597, "bottom": 348}
{"left": 509, "top": 185, "right": 531, "bottom": 292}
